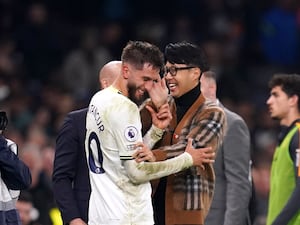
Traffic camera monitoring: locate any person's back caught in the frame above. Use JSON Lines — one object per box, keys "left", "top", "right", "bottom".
{"left": 86, "top": 87, "right": 154, "bottom": 224}
{"left": 52, "top": 61, "right": 121, "bottom": 225}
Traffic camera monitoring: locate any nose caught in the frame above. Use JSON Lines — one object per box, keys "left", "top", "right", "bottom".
{"left": 266, "top": 96, "right": 272, "bottom": 105}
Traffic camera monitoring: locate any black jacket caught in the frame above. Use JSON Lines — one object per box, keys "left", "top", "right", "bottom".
{"left": 52, "top": 108, "right": 90, "bottom": 224}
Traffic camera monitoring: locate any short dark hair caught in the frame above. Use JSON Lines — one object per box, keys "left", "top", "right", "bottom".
{"left": 18, "top": 190, "right": 33, "bottom": 203}
{"left": 164, "top": 41, "right": 209, "bottom": 73}
{"left": 121, "top": 40, "right": 164, "bottom": 72}
{"left": 268, "top": 73, "right": 300, "bottom": 111}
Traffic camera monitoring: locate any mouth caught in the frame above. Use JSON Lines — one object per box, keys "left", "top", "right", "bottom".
{"left": 268, "top": 107, "right": 273, "bottom": 114}
{"left": 167, "top": 83, "right": 177, "bottom": 92}
{"left": 137, "top": 89, "right": 145, "bottom": 96}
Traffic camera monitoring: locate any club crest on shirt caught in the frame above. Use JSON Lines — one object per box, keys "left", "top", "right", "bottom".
{"left": 124, "top": 126, "right": 138, "bottom": 142}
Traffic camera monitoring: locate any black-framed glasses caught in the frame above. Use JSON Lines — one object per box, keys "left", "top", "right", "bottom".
{"left": 164, "top": 66, "right": 195, "bottom": 77}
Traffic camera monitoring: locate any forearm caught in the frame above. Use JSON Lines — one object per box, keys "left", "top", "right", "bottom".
{"left": 124, "top": 152, "right": 193, "bottom": 184}
{"left": 143, "top": 124, "right": 164, "bottom": 149}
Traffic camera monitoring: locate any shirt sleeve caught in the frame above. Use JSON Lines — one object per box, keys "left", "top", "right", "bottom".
{"left": 123, "top": 152, "right": 193, "bottom": 184}
{"left": 109, "top": 102, "right": 143, "bottom": 160}
{"left": 143, "top": 124, "right": 165, "bottom": 149}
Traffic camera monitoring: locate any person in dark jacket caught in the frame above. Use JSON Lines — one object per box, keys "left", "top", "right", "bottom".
{"left": 0, "top": 111, "right": 32, "bottom": 225}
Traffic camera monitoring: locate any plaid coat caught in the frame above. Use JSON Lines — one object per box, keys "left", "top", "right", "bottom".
{"left": 141, "top": 94, "right": 226, "bottom": 225}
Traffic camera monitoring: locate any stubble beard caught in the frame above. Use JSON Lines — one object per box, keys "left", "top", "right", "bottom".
{"left": 127, "top": 83, "right": 149, "bottom": 106}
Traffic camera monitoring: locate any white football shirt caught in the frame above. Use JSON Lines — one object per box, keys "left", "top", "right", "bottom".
{"left": 85, "top": 86, "right": 153, "bottom": 225}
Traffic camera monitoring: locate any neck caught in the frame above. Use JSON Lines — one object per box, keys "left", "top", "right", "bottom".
{"left": 175, "top": 83, "right": 201, "bottom": 106}
{"left": 112, "top": 76, "right": 128, "bottom": 97}
{"left": 280, "top": 110, "right": 300, "bottom": 126}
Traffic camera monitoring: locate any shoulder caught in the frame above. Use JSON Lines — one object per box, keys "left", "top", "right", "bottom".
{"left": 6, "top": 138, "right": 18, "bottom": 155}
{"left": 68, "top": 108, "right": 88, "bottom": 119}
{"left": 223, "top": 107, "right": 249, "bottom": 129}
{"left": 200, "top": 99, "right": 226, "bottom": 120}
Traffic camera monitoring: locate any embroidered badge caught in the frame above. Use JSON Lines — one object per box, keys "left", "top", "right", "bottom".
{"left": 124, "top": 126, "right": 138, "bottom": 142}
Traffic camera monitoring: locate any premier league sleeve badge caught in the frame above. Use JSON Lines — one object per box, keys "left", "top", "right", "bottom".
{"left": 124, "top": 126, "right": 138, "bottom": 142}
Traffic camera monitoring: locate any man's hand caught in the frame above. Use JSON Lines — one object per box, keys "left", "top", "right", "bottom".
{"left": 145, "top": 77, "right": 168, "bottom": 109}
{"left": 185, "top": 138, "right": 215, "bottom": 170}
{"left": 69, "top": 218, "right": 87, "bottom": 225}
{"left": 132, "top": 142, "right": 156, "bottom": 163}
{"left": 145, "top": 103, "right": 172, "bottom": 130}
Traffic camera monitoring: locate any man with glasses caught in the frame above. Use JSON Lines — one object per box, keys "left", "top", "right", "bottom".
{"left": 141, "top": 41, "right": 226, "bottom": 225}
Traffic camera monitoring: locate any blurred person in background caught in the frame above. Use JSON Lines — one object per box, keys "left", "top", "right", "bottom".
{"left": 61, "top": 26, "right": 112, "bottom": 103}
{"left": 200, "top": 71, "right": 253, "bottom": 225}
{"left": 14, "top": 2, "right": 62, "bottom": 85}
{"left": 259, "top": 0, "right": 300, "bottom": 67}
{"left": 20, "top": 142, "right": 55, "bottom": 225}
{"left": 16, "top": 191, "right": 40, "bottom": 225}
{"left": 0, "top": 111, "right": 32, "bottom": 225}
{"left": 266, "top": 74, "right": 300, "bottom": 225}
{"left": 251, "top": 153, "right": 272, "bottom": 225}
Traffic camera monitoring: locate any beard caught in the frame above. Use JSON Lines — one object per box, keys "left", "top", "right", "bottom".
{"left": 127, "top": 83, "right": 149, "bottom": 106}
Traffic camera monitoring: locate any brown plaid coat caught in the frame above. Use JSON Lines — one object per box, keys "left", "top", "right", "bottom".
{"left": 140, "top": 94, "right": 226, "bottom": 225}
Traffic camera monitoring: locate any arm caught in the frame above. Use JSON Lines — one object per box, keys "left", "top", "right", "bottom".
{"left": 155, "top": 106, "right": 226, "bottom": 161}
{"left": 0, "top": 136, "right": 31, "bottom": 190}
{"left": 52, "top": 112, "right": 87, "bottom": 225}
{"left": 110, "top": 103, "right": 214, "bottom": 184}
{"left": 125, "top": 138, "right": 214, "bottom": 184}
{"left": 222, "top": 116, "right": 252, "bottom": 225}
{"left": 143, "top": 103, "right": 172, "bottom": 149}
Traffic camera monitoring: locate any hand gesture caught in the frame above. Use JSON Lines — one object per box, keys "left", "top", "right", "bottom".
{"left": 145, "top": 77, "right": 168, "bottom": 110}
{"left": 185, "top": 138, "right": 215, "bottom": 170}
{"left": 145, "top": 103, "right": 172, "bottom": 130}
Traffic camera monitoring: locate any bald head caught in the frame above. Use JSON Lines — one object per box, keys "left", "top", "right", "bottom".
{"left": 200, "top": 71, "right": 217, "bottom": 101}
{"left": 98, "top": 60, "right": 122, "bottom": 90}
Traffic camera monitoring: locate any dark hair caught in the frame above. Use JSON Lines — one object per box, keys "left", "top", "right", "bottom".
{"left": 121, "top": 40, "right": 164, "bottom": 72}
{"left": 268, "top": 73, "right": 300, "bottom": 111}
{"left": 0, "top": 111, "right": 8, "bottom": 131}
{"left": 164, "top": 41, "right": 209, "bottom": 73}
{"left": 18, "top": 190, "right": 33, "bottom": 203}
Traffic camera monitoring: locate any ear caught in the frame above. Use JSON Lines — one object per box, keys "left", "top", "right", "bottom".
{"left": 122, "top": 64, "right": 129, "bottom": 79}
{"left": 100, "top": 79, "right": 108, "bottom": 89}
{"left": 290, "top": 95, "right": 299, "bottom": 107}
{"left": 192, "top": 68, "right": 201, "bottom": 81}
